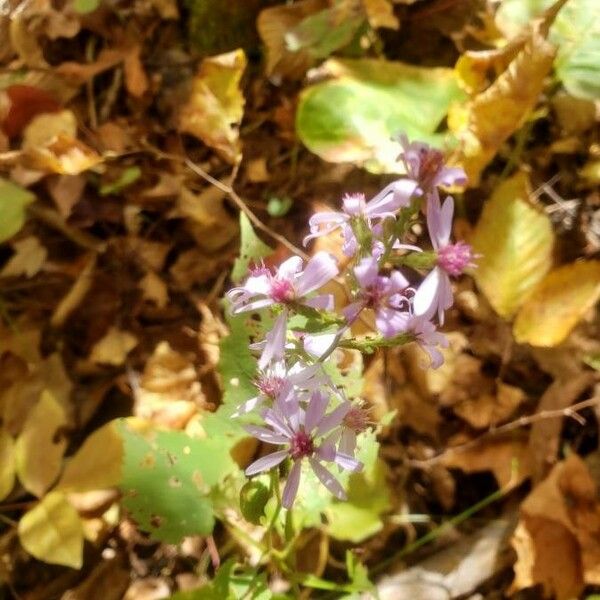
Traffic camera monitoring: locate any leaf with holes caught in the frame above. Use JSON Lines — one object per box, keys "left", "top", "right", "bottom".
{"left": 470, "top": 172, "right": 554, "bottom": 318}
{"left": 514, "top": 260, "right": 600, "bottom": 346}
{"left": 118, "top": 419, "right": 239, "bottom": 543}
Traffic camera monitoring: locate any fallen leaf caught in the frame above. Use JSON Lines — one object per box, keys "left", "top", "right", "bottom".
{"left": 297, "top": 58, "right": 465, "bottom": 173}
{"left": 0, "top": 236, "right": 47, "bottom": 278}
{"left": 133, "top": 342, "right": 205, "bottom": 429}
{"left": 56, "top": 422, "right": 123, "bottom": 493}
{"left": 61, "top": 557, "right": 130, "bottom": 600}
{"left": 177, "top": 186, "right": 238, "bottom": 252}
{"left": 25, "top": 133, "right": 103, "bottom": 175}
{"left": 0, "top": 428, "right": 15, "bottom": 501}
{"left": 449, "top": 26, "right": 556, "bottom": 185}
{"left": 18, "top": 491, "right": 84, "bottom": 569}
{"left": 15, "top": 390, "right": 68, "bottom": 497}
{"left": 123, "top": 46, "right": 149, "bottom": 98}
{"left": 0, "top": 177, "right": 36, "bottom": 243}
{"left": 51, "top": 254, "right": 96, "bottom": 327}
{"left": 442, "top": 436, "right": 531, "bottom": 488}
{"left": 47, "top": 174, "right": 86, "bottom": 217}
{"left": 453, "top": 382, "right": 526, "bottom": 429}
{"left": 178, "top": 49, "right": 247, "bottom": 164}
{"left": 139, "top": 271, "right": 169, "bottom": 308}
{"left": 512, "top": 454, "right": 600, "bottom": 598}
{"left": 362, "top": 0, "right": 399, "bottom": 29}
{"left": 21, "top": 109, "right": 77, "bottom": 149}
{"left": 0, "top": 85, "right": 61, "bottom": 138}
{"left": 89, "top": 327, "right": 138, "bottom": 366}
{"left": 528, "top": 374, "right": 595, "bottom": 482}
{"left": 514, "top": 260, "right": 600, "bottom": 346}
{"left": 470, "top": 171, "right": 554, "bottom": 318}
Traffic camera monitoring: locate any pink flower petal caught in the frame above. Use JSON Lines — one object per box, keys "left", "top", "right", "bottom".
{"left": 282, "top": 460, "right": 302, "bottom": 508}
{"left": 413, "top": 268, "right": 441, "bottom": 320}
{"left": 245, "top": 450, "right": 288, "bottom": 476}
{"left": 309, "top": 459, "right": 346, "bottom": 500}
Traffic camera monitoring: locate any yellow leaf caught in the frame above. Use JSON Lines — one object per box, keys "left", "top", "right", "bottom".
{"left": 15, "top": 390, "right": 68, "bottom": 497}
{"left": 89, "top": 327, "right": 138, "bottom": 366}
{"left": 0, "top": 236, "right": 47, "bottom": 279}
{"left": 22, "top": 110, "right": 77, "bottom": 150}
{"left": 0, "top": 429, "right": 16, "bottom": 501}
{"left": 471, "top": 172, "right": 554, "bottom": 318}
{"left": 18, "top": 491, "right": 84, "bottom": 569}
{"left": 56, "top": 422, "right": 123, "bottom": 493}
{"left": 178, "top": 49, "right": 247, "bottom": 164}
{"left": 25, "top": 133, "right": 103, "bottom": 175}
{"left": 513, "top": 261, "right": 600, "bottom": 347}
{"left": 450, "top": 27, "right": 556, "bottom": 185}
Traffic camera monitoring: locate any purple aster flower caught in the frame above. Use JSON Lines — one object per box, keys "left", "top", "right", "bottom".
{"left": 344, "top": 256, "right": 411, "bottom": 338}
{"left": 413, "top": 191, "right": 476, "bottom": 324}
{"left": 396, "top": 134, "right": 467, "bottom": 192}
{"left": 227, "top": 252, "right": 338, "bottom": 315}
{"left": 233, "top": 360, "right": 325, "bottom": 418}
{"left": 303, "top": 182, "right": 417, "bottom": 248}
{"left": 338, "top": 402, "right": 371, "bottom": 456}
{"left": 403, "top": 313, "right": 449, "bottom": 369}
{"left": 244, "top": 391, "right": 362, "bottom": 508}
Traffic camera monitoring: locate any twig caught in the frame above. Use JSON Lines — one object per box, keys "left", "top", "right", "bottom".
{"left": 411, "top": 395, "right": 600, "bottom": 468}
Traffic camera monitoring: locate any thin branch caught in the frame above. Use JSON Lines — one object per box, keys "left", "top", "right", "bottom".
{"left": 411, "top": 394, "right": 600, "bottom": 468}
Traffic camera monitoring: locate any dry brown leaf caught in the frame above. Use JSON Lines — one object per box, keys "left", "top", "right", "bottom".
{"left": 51, "top": 254, "right": 96, "bottom": 327}
{"left": 177, "top": 186, "right": 238, "bottom": 252}
{"left": 125, "top": 237, "right": 170, "bottom": 271}
{"left": 15, "top": 390, "right": 68, "bottom": 497}
{"left": 442, "top": 436, "right": 531, "bottom": 489}
{"left": 123, "top": 46, "right": 149, "bottom": 98}
{"left": 47, "top": 174, "right": 86, "bottom": 218}
{"left": 197, "top": 302, "right": 228, "bottom": 370}
{"left": 139, "top": 271, "right": 169, "bottom": 308}
{"left": 0, "top": 236, "right": 47, "bottom": 278}
{"left": 55, "top": 49, "right": 127, "bottom": 84}
{"left": 449, "top": 27, "right": 556, "bottom": 185}
{"left": 133, "top": 342, "right": 206, "bottom": 429}
{"left": 61, "top": 557, "right": 129, "bottom": 600}
{"left": 453, "top": 383, "right": 526, "bottom": 429}
{"left": 528, "top": 373, "right": 595, "bottom": 482}
{"left": 245, "top": 157, "right": 270, "bottom": 183}
{"left": 257, "top": 0, "right": 328, "bottom": 80}
{"left": 178, "top": 49, "right": 247, "bottom": 164}
{"left": 89, "top": 327, "right": 138, "bottom": 366}
{"left": 512, "top": 454, "right": 600, "bottom": 598}
{"left": 362, "top": 0, "right": 399, "bottom": 29}
{"left": 0, "top": 428, "right": 16, "bottom": 502}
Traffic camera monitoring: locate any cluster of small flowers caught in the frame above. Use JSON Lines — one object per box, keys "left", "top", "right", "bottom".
{"left": 226, "top": 135, "right": 475, "bottom": 508}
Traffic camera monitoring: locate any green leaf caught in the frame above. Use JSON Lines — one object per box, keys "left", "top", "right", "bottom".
{"left": 471, "top": 172, "right": 554, "bottom": 318}
{"left": 496, "top": 0, "right": 600, "bottom": 100}
{"left": 231, "top": 213, "right": 273, "bottom": 283}
{"left": 118, "top": 420, "right": 239, "bottom": 543}
{"left": 0, "top": 178, "right": 35, "bottom": 244}
{"left": 296, "top": 58, "right": 465, "bottom": 173}
{"left": 73, "top": 0, "right": 101, "bottom": 14}
{"left": 99, "top": 166, "right": 142, "bottom": 196}
{"left": 218, "top": 312, "right": 258, "bottom": 408}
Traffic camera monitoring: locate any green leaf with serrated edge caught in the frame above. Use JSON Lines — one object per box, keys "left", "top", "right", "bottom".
{"left": 471, "top": 171, "right": 554, "bottom": 318}
{"left": 296, "top": 58, "right": 465, "bottom": 173}
{"left": 0, "top": 178, "right": 35, "bottom": 243}
{"left": 231, "top": 212, "right": 273, "bottom": 283}
{"left": 118, "top": 420, "right": 239, "bottom": 543}
{"left": 219, "top": 311, "right": 258, "bottom": 407}
{"left": 496, "top": 0, "right": 600, "bottom": 100}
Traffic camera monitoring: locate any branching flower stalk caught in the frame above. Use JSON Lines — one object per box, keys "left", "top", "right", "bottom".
{"left": 226, "top": 134, "right": 475, "bottom": 509}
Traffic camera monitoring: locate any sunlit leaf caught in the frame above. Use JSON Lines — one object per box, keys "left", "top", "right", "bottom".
{"left": 118, "top": 420, "right": 239, "bottom": 543}
{"left": 449, "top": 27, "right": 556, "bottom": 184}
{"left": 363, "top": 0, "right": 399, "bottom": 30}
{"left": 0, "top": 429, "right": 16, "bottom": 501}
{"left": 18, "top": 491, "right": 84, "bottom": 569}
{"left": 0, "top": 236, "right": 47, "bottom": 279}
{"left": 56, "top": 421, "right": 123, "bottom": 493}
{"left": 89, "top": 327, "right": 138, "bottom": 366}
{"left": 297, "top": 58, "right": 465, "bottom": 173}
{"left": 178, "top": 49, "right": 247, "bottom": 164}
{"left": 15, "top": 390, "right": 68, "bottom": 497}
{"left": 513, "top": 260, "right": 600, "bottom": 347}
{"left": 471, "top": 172, "right": 554, "bottom": 318}
{"left": 99, "top": 166, "right": 142, "bottom": 196}
{"left": 231, "top": 213, "right": 273, "bottom": 284}
{"left": 25, "top": 134, "right": 103, "bottom": 175}
{"left": 0, "top": 178, "right": 36, "bottom": 244}
{"left": 496, "top": 0, "right": 600, "bottom": 100}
